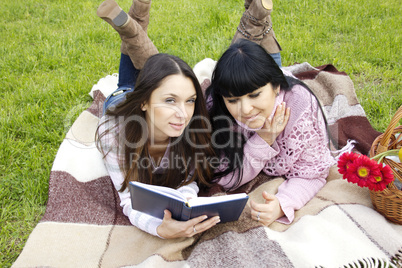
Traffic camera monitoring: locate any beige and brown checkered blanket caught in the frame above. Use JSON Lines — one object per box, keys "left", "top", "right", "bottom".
{"left": 13, "top": 62, "right": 402, "bottom": 268}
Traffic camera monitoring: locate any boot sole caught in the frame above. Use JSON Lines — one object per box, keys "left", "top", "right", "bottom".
{"left": 262, "top": 0, "right": 273, "bottom": 10}
{"left": 97, "top": 0, "right": 128, "bottom": 27}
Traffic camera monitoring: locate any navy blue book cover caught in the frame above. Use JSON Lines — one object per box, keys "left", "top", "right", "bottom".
{"left": 129, "top": 182, "right": 249, "bottom": 223}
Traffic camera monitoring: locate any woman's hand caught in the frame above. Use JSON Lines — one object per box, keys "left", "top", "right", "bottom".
{"left": 249, "top": 191, "right": 285, "bottom": 226}
{"left": 156, "top": 210, "right": 220, "bottom": 239}
{"left": 256, "top": 102, "right": 290, "bottom": 145}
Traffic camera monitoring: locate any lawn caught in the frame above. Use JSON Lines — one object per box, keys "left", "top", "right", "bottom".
{"left": 0, "top": 0, "right": 401, "bottom": 266}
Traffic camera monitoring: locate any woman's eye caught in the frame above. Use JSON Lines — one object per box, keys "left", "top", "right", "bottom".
{"left": 165, "top": 98, "right": 175, "bottom": 103}
{"left": 227, "top": 99, "right": 238, "bottom": 104}
{"left": 249, "top": 92, "right": 261, "bottom": 98}
{"left": 187, "top": 98, "right": 196, "bottom": 103}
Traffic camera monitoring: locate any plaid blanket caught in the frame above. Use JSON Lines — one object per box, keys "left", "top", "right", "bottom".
{"left": 13, "top": 63, "right": 402, "bottom": 268}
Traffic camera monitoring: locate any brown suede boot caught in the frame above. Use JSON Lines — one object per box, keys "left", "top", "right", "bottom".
{"left": 122, "top": 0, "right": 152, "bottom": 56}
{"left": 232, "top": 0, "right": 281, "bottom": 54}
{"left": 128, "top": 0, "right": 151, "bottom": 32}
{"left": 97, "top": 0, "right": 158, "bottom": 69}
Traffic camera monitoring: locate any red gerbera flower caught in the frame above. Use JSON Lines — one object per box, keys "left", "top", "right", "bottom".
{"left": 368, "top": 164, "right": 394, "bottom": 192}
{"left": 337, "top": 151, "right": 395, "bottom": 191}
{"left": 345, "top": 154, "right": 381, "bottom": 188}
{"left": 337, "top": 152, "right": 358, "bottom": 179}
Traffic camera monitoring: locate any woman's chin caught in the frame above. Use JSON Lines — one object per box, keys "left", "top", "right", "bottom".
{"left": 167, "top": 129, "right": 185, "bottom": 138}
{"left": 243, "top": 121, "right": 264, "bottom": 130}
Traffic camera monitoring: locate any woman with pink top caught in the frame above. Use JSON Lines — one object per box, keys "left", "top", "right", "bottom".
{"left": 206, "top": 39, "right": 336, "bottom": 226}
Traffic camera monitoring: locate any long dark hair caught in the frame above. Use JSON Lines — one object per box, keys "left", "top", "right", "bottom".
{"left": 96, "top": 53, "right": 215, "bottom": 191}
{"left": 206, "top": 39, "right": 329, "bottom": 190}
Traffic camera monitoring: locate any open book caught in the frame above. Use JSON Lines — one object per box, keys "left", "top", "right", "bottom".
{"left": 129, "top": 181, "right": 249, "bottom": 223}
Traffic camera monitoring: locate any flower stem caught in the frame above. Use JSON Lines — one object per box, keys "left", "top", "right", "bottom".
{"left": 371, "top": 149, "right": 400, "bottom": 163}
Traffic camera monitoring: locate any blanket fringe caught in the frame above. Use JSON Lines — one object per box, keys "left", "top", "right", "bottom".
{"left": 392, "top": 248, "right": 402, "bottom": 268}
{"left": 315, "top": 257, "right": 399, "bottom": 268}
{"left": 332, "top": 139, "right": 357, "bottom": 160}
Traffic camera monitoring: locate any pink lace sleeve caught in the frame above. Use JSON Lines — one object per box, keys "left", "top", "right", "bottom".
{"left": 266, "top": 93, "right": 336, "bottom": 223}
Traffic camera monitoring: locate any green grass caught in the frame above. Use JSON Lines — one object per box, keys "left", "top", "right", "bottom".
{"left": 1, "top": 0, "right": 401, "bottom": 266}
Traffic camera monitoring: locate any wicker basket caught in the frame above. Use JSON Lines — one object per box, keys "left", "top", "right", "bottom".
{"left": 369, "top": 105, "right": 402, "bottom": 224}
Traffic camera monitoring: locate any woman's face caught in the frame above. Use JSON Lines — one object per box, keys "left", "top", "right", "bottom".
{"left": 223, "top": 83, "right": 279, "bottom": 129}
{"left": 142, "top": 74, "right": 197, "bottom": 143}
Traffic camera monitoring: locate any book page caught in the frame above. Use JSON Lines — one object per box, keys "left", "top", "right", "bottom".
{"left": 132, "top": 182, "right": 186, "bottom": 202}
{"left": 188, "top": 193, "right": 248, "bottom": 207}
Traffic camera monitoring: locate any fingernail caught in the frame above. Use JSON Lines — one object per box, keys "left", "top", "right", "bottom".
{"left": 216, "top": 217, "right": 221, "bottom": 223}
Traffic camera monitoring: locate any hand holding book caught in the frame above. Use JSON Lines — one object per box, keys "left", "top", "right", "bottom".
{"left": 129, "top": 181, "right": 249, "bottom": 223}
{"left": 156, "top": 209, "right": 221, "bottom": 239}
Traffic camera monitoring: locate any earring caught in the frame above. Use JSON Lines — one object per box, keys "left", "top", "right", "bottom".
{"left": 276, "top": 90, "right": 279, "bottom": 97}
{"left": 141, "top": 103, "right": 147, "bottom": 111}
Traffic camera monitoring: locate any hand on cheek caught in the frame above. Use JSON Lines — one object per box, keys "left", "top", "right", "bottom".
{"left": 256, "top": 102, "right": 290, "bottom": 145}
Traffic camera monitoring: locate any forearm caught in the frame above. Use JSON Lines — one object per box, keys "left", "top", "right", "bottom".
{"left": 275, "top": 175, "right": 327, "bottom": 224}
{"left": 118, "top": 190, "right": 163, "bottom": 237}
{"left": 102, "top": 146, "right": 163, "bottom": 237}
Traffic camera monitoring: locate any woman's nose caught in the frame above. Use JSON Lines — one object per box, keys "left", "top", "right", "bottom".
{"left": 241, "top": 99, "right": 253, "bottom": 115}
{"left": 175, "top": 103, "right": 188, "bottom": 119}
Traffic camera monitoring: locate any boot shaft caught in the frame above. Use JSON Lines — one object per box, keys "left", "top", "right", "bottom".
{"left": 115, "top": 17, "right": 158, "bottom": 69}
{"left": 232, "top": 0, "right": 281, "bottom": 54}
{"left": 97, "top": 0, "right": 157, "bottom": 69}
{"left": 128, "top": 0, "right": 151, "bottom": 32}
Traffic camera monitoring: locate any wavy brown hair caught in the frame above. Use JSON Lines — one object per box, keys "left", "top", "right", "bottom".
{"left": 96, "top": 53, "right": 215, "bottom": 191}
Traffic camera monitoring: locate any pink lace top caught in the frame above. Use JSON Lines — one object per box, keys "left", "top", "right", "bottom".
{"left": 217, "top": 80, "right": 336, "bottom": 224}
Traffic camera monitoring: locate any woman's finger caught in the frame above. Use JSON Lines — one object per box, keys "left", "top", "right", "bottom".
{"left": 284, "top": 107, "right": 290, "bottom": 123}
{"left": 162, "top": 210, "right": 173, "bottom": 221}
{"left": 189, "top": 216, "right": 220, "bottom": 236}
{"left": 187, "top": 215, "right": 209, "bottom": 226}
{"left": 262, "top": 191, "right": 277, "bottom": 203}
{"left": 274, "top": 103, "right": 286, "bottom": 121}
{"left": 251, "top": 210, "right": 261, "bottom": 221}
{"left": 249, "top": 199, "right": 268, "bottom": 213}
{"left": 193, "top": 216, "right": 220, "bottom": 233}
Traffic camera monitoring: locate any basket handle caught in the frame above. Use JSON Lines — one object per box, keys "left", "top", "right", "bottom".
{"left": 377, "top": 105, "right": 402, "bottom": 153}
